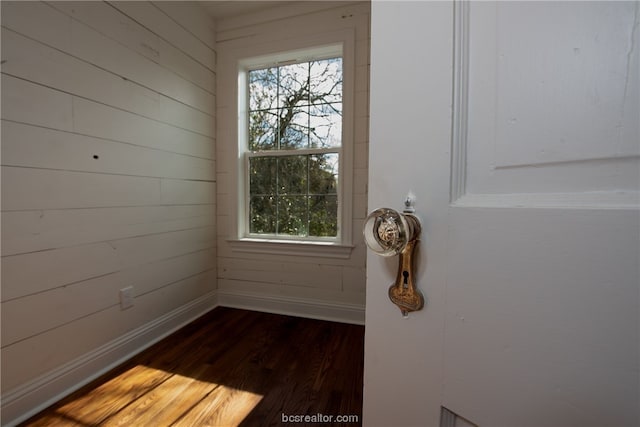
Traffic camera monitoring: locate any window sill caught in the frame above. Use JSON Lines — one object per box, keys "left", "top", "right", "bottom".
{"left": 227, "top": 238, "right": 354, "bottom": 259}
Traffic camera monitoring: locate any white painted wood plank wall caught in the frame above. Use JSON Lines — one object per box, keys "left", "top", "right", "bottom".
{"left": 215, "top": 2, "right": 370, "bottom": 322}
{"left": 1, "top": 1, "right": 217, "bottom": 423}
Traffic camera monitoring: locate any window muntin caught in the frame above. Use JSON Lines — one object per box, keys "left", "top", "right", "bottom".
{"left": 245, "top": 56, "right": 343, "bottom": 240}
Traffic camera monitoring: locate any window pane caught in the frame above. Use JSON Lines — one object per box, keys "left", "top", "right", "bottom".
{"left": 309, "top": 103, "right": 342, "bottom": 148}
{"left": 278, "top": 195, "right": 308, "bottom": 236}
{"left": 278, "top": 156, "right": 308, "bottom": 195}
{"left": 245, "top": 55, "right": 342, "bottom": 240}
{"left": 310, "top": 58, "right": 342, "bottom": 104}
{"left": 279, "top": 107, "right": 309, "bottom": 149}
{"left": 309, "top": 153, "right": 338, "bottom": 195}
{"left": 279, "top": 62, "right": 309, "bottom": 109}
{"left": 249, "top": 110, "right": 278, "bottom": 151}
{"left": 249, "top": 68, "right": 278, "bottom": 111}
{"left": 250, "top": 196, "right": 276, "bottom": 234}
{"left": 249, "top": 157, "right": 277, "bottom": 195}
{"left": 309, "top": 195, "right": 338, "bottom": 237}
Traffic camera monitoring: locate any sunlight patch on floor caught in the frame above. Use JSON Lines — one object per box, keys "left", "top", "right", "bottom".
{"left": 51, "top": 365, "right": 171, "bottom": 426}
{"left": 172, "top": 384, "right": 264, "bottom": 426}
{"left": 46, "top": 365, "right": 264, "bottom": 426}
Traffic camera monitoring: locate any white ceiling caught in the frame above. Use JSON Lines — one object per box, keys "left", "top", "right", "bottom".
{"left": 199, "top": 1, "right": 289, "bottom": 21}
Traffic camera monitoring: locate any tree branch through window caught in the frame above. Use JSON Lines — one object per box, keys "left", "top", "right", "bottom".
{"left": 247, "top": 57, "right": 342, "bottom": 238}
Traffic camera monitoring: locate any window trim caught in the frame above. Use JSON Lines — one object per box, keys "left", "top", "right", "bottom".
{"left": 227, "top": 238, "right": 354, "bottom": 259}
{"left": 229, "top": 31, "right": 356, "bottom": 257}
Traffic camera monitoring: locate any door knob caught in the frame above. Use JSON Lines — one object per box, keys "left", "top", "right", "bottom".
{"left": 363, "top": 200, "right": 424, "bottom": 317}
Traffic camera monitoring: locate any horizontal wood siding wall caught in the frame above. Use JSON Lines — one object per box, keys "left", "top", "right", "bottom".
{"left": 216, "top": 2, "right": 370, "bottom": 323}
{"left": 1, "top": 1, "right": 217, "bottom": 422}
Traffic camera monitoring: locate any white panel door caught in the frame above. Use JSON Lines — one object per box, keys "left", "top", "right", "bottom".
{"left": 364, "top": 2, "right": 639, "bottom": 427}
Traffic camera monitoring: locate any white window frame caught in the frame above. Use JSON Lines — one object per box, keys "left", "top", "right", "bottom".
{"left": 228, "top": 32, "right": 355, "bottom": 259}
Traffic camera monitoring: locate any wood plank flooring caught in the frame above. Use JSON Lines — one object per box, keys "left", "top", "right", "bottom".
{"left": 20, "top": 307, "right": 365, "bottom": 426}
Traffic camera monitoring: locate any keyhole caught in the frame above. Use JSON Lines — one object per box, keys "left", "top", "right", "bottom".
{"left": 402, "top": 271, "right": 409, "bottom": 288}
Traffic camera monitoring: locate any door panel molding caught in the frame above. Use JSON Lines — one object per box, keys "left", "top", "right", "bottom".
{"left": 450, "top": 0, "right": 470, "bottom": 204}
{"left": 450, "top": 1, "right": 640, "bottom": 209}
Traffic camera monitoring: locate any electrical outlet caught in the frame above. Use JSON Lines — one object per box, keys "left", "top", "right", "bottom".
{"left": 119, "top": 286, "right": 134, "bottom": 310}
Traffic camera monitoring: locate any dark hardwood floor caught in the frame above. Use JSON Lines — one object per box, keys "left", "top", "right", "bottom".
{"left": 20, "top": 307, "right": 364, "bottom": 426}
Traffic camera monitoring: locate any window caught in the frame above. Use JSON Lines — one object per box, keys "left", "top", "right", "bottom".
{"left": 239, "top": 45, "right": 349, "bottom": 245}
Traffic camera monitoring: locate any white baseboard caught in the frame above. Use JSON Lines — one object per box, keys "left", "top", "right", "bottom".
{"left": 217, "top": 290, "right": 365, "bottom": 325}
{"left": 1, "top": 291, "right": 218, "bottom": 427}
